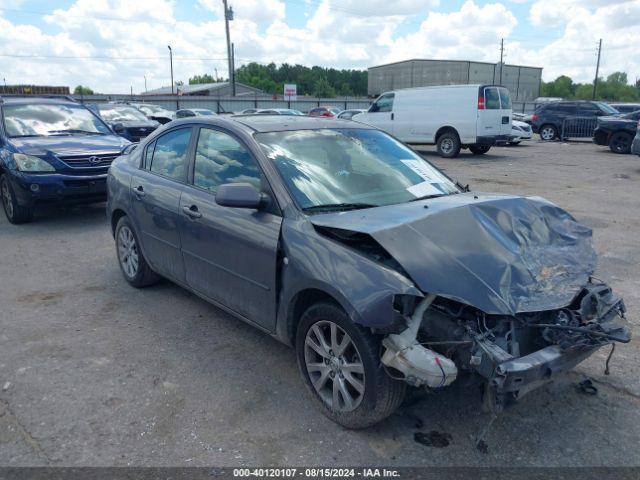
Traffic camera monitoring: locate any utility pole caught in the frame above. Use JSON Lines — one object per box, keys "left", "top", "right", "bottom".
{"left": 144, "top": 75, "right": 147, "bottom": 93}
{"left": 231, "top": 42, "right": 236, "bottom": 94}
{"left": 593, "top": 38, "right": 602, "bottom": 100}
{"left": 499, "top": 38, "right": 504, "bottom": 86}
{"left": 222, "top": 0, "right": 235, "bottom": 96}
{"left": 168, "top": 45, "right": 174, "bottom": 95}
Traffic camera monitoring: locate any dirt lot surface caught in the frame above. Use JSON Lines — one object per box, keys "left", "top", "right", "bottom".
{"left": 1, "top": 140, "right": 639, "bottom": 466}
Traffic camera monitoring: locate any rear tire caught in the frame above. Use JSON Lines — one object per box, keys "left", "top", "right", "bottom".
{"left": 609, "top": 132, "right": 632, "bottom": 154}
{"left": 1, "top": 174, "right": 34, "bottom": 224}
{"left": 296, "top": 301, "right": 406, "bottom": 429}
{"left": 539, "top": 124, "right": 557, "bottom": 141}
{"left": 436, "top": 131, "right": 461, "bottom": 158}
{"left": 115, "top": 216, "right": 160, "bottom": 288}
{"left": 469, "top": 145, "right": 491, "bottom": 155}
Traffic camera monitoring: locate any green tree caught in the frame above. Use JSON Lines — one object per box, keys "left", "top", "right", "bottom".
{"left": 189, "top": 73, "right": 218, "bottom": 84}
{"left": 73, "top": 85, "right": 94, "bottom": 95}
{"left": 312, "top": 77, "right": 336, "bottom": 97}
{"left": 540, "top": 75, "right": 574, "bottom": 98}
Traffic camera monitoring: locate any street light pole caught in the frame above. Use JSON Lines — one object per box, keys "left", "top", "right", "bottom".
{"left": 168, "top": 45, "right": 174, "bottom": 95}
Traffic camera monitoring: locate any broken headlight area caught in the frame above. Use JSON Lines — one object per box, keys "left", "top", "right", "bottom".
{"left": 381, "top": 282, "right": 630, "bottom": 412}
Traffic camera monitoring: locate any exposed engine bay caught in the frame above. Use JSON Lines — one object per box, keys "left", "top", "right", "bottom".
{"left": 382, "top": 281, "right": 630, "bottom": 412}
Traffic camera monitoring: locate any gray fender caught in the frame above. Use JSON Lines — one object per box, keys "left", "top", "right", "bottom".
{"left": 275, "top": 218, "right": 422, "bottom": 344}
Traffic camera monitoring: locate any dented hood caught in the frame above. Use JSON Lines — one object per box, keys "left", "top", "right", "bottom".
{"left": 310, "top": 192, "right": 596, "bottom": 315}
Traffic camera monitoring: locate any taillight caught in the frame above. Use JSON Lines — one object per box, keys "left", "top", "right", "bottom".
{"left": 532, "top": 114, "right": 539, "bottom": 122}
{"left": 478, "top": 95, "right": 485, "bottom": 110}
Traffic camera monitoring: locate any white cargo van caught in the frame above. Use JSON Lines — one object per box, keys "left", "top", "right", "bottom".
{"left": 353, "top": 84, "right": 513, "bottom": 158}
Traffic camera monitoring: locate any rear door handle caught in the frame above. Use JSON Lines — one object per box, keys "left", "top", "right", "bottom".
{"left": 133, "top": 185, "right": 146, "bottom": 198}
{"left": 182, "top": 205, "right": 202, "bottom": 219}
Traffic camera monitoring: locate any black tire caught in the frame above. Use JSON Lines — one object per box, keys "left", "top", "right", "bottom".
{"left": 609, "top": 132, "right": 632, "bottom": 154}
{"left": 539, "top": 124, "right": 557, "bottom": 141}
{"left": 436, "top": 131, "right": 461, "bottom": 158}
{"left": 115, "top": 216, "right": 160, "bottom": 288}
{"left": 295, "top": 301, "right": 406, "bottom": 429}
{"left": 469, "top": 145, "right": 491, "bottom": 155}
{"left": 1, "top": 174, "right": 34, "bottom": 224}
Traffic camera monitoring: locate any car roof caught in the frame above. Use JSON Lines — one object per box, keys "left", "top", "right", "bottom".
{"left": 173, "top": 115, "right": 375, "bottom": 133}
{"left": 0, "top": 96, "right": 78, "bottom": 105}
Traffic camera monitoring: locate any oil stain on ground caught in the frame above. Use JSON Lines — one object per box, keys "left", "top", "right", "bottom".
{"left": 413, "top": 431, "right": 452, "bottom": 448}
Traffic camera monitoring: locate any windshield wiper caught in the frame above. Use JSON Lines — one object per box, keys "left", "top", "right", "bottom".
{"left": 303, "top": 202, "right": 377, "bottom": 213}
{"left": 409, "top": 193, "right": 453, "bottom": 202}
{"left": 47, "top": 129, "right": 105, "bottom": 135}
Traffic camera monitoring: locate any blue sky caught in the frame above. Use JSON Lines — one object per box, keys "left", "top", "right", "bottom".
{"left": 0, "top": 0, "right": 637, "bottom": 93}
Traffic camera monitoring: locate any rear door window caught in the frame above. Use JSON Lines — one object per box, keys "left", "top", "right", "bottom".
{"left": 484, "top": 87, "right": 501, "bottom": 110}
{"left": 369, "top": 93, "right": 394, "bottom": 113}
{"left": 149, "top": 128, "right": 192, "bottom": 181}
{"left": 498, "top": 87, "right": 512, "bottom": 109}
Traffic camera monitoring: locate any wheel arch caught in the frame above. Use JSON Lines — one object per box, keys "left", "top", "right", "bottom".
{"left": 110, "top": 208, "right": 128, "bottom": 237}
{"left": 435, "top": 126, "right": 460, "bottom": 143}
{"left": 285, "top": 288, "right": 349, "bottom": 346}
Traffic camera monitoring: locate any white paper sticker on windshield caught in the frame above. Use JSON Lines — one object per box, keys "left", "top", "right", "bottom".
{"left": 401, "top": 159, "right": 448, "bottom": 183}
{"left": 407, "top": 181, "right": 442, "bottom": 198}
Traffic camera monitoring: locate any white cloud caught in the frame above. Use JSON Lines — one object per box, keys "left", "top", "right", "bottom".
{"left": 0, "top": 0, "right": 637, "bottom": 93}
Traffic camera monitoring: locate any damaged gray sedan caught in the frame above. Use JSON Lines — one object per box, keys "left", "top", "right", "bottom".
{"left": 107, "top": 115, "right": 630, "bottom": 428}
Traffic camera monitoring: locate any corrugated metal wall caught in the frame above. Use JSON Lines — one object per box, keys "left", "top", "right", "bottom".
{"left": 72, "top": 94, "right": 371, "bottom": 113}
{"left": 368, "top": 60, "right": 542, "bottom": 101}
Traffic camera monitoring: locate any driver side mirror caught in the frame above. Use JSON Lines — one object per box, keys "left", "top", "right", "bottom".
{"left": 215, "top": 183, "right": 263, "bottom": 209}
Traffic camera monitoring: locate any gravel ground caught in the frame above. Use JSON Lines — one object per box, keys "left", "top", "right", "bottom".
{"left": 0, "top": 139, "right": 638, "bottom": 467}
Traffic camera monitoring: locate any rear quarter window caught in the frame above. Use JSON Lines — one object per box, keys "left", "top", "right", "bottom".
{"left": 484, "top": 88, "right": 500, "bottom": 110}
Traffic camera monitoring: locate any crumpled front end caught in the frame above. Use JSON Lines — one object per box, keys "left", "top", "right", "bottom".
{"left": 381, "top": 281, "right": 630, "bottom": 411}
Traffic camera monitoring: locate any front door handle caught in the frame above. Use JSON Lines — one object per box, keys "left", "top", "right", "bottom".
{"left": 391, "top": 113, "right": 394, "bottom": 120}
{"left": 133, "top": 185, "right": 146, "bottom": 198}
{"left": 182, "top": 205, "right": 202, "bottom": 219}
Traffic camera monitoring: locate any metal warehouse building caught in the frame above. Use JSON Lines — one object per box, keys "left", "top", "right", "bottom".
{"left": 368, "top": 59, "right": 542, "bottom": 102}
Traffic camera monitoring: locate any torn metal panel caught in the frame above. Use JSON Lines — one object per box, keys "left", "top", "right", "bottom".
{"left": 310, "top": 192, "right": 596, "bottom": 315}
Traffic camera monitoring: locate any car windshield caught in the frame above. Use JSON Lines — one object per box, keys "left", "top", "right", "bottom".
{"left": 98, "top": 105, "right": 148, "bottom": 122}
{"left": 256, "top": 128, "right": 459, "bottom": 212}
{"left": 3, "top": 103, "right": 112, "bottom": 137}
{"left": 597, "top": 102, "right": 619, "bottom": 115}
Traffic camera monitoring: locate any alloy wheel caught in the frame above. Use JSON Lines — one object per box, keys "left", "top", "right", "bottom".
{"left": 117, "top": 226, "right": 139, "bottom": 279}
{"left": 540, "top": 127, "right": 555, "bottom": 140}
{"left": 304, "top": 320, "right": 365, "bottom": 412}
{"left": 611, "top": 135, "right": 630, "bottom": 153}
{"left": 1, "top": 179, "right": 13, "bottom": 220}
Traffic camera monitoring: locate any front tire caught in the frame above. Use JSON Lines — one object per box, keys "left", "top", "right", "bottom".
{"left": 115, "top": 216, "right": 160, "bottom": 288}
{"left": 609, "top": 132, "right": 632, "bottom": 154}
{"left": 296, "top": 302, "right": 406, "bottom": 429}
{"left": 469, "top": 145, "right": 491, "bottom": 155}
{"left": 436, "top": 132, "right": 461, "bottom": 158}
{"left": 539, "top": 124, "right": 557, "bottom": 141}
{"left": 1, "top": 174, "right": 33, "bottom": 224}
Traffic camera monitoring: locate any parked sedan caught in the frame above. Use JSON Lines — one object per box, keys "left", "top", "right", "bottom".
{"left": 128, "top": 103, "right": 174, "bottom": 124}
{"left": 1, "top": 96, "right": 130, "bottom": 223}
{"left": 609, "top": 103, "right": 640, "bottom": 114}
{"left": 308, "top": 106, "right": 341, "bottom": 117}
{"left": 593, "top": 110, "right": 640, "bottom": 154}
{"left": 508, "top": 119, "right": 533, "bottom": 145}
{"left": 256, "top": 108, "right": 304, "bottom": 116}
{"left": 107, "top": 115, "right": 629, "bottom": 428}
{"left": 93, "top": 103, "right": 160, "bottom": 142}
{"left": 337, "top": 109, "right": 367, "bottom": 120}
{"left": 175, "top": 108, "right": 217, "bottom": 118}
